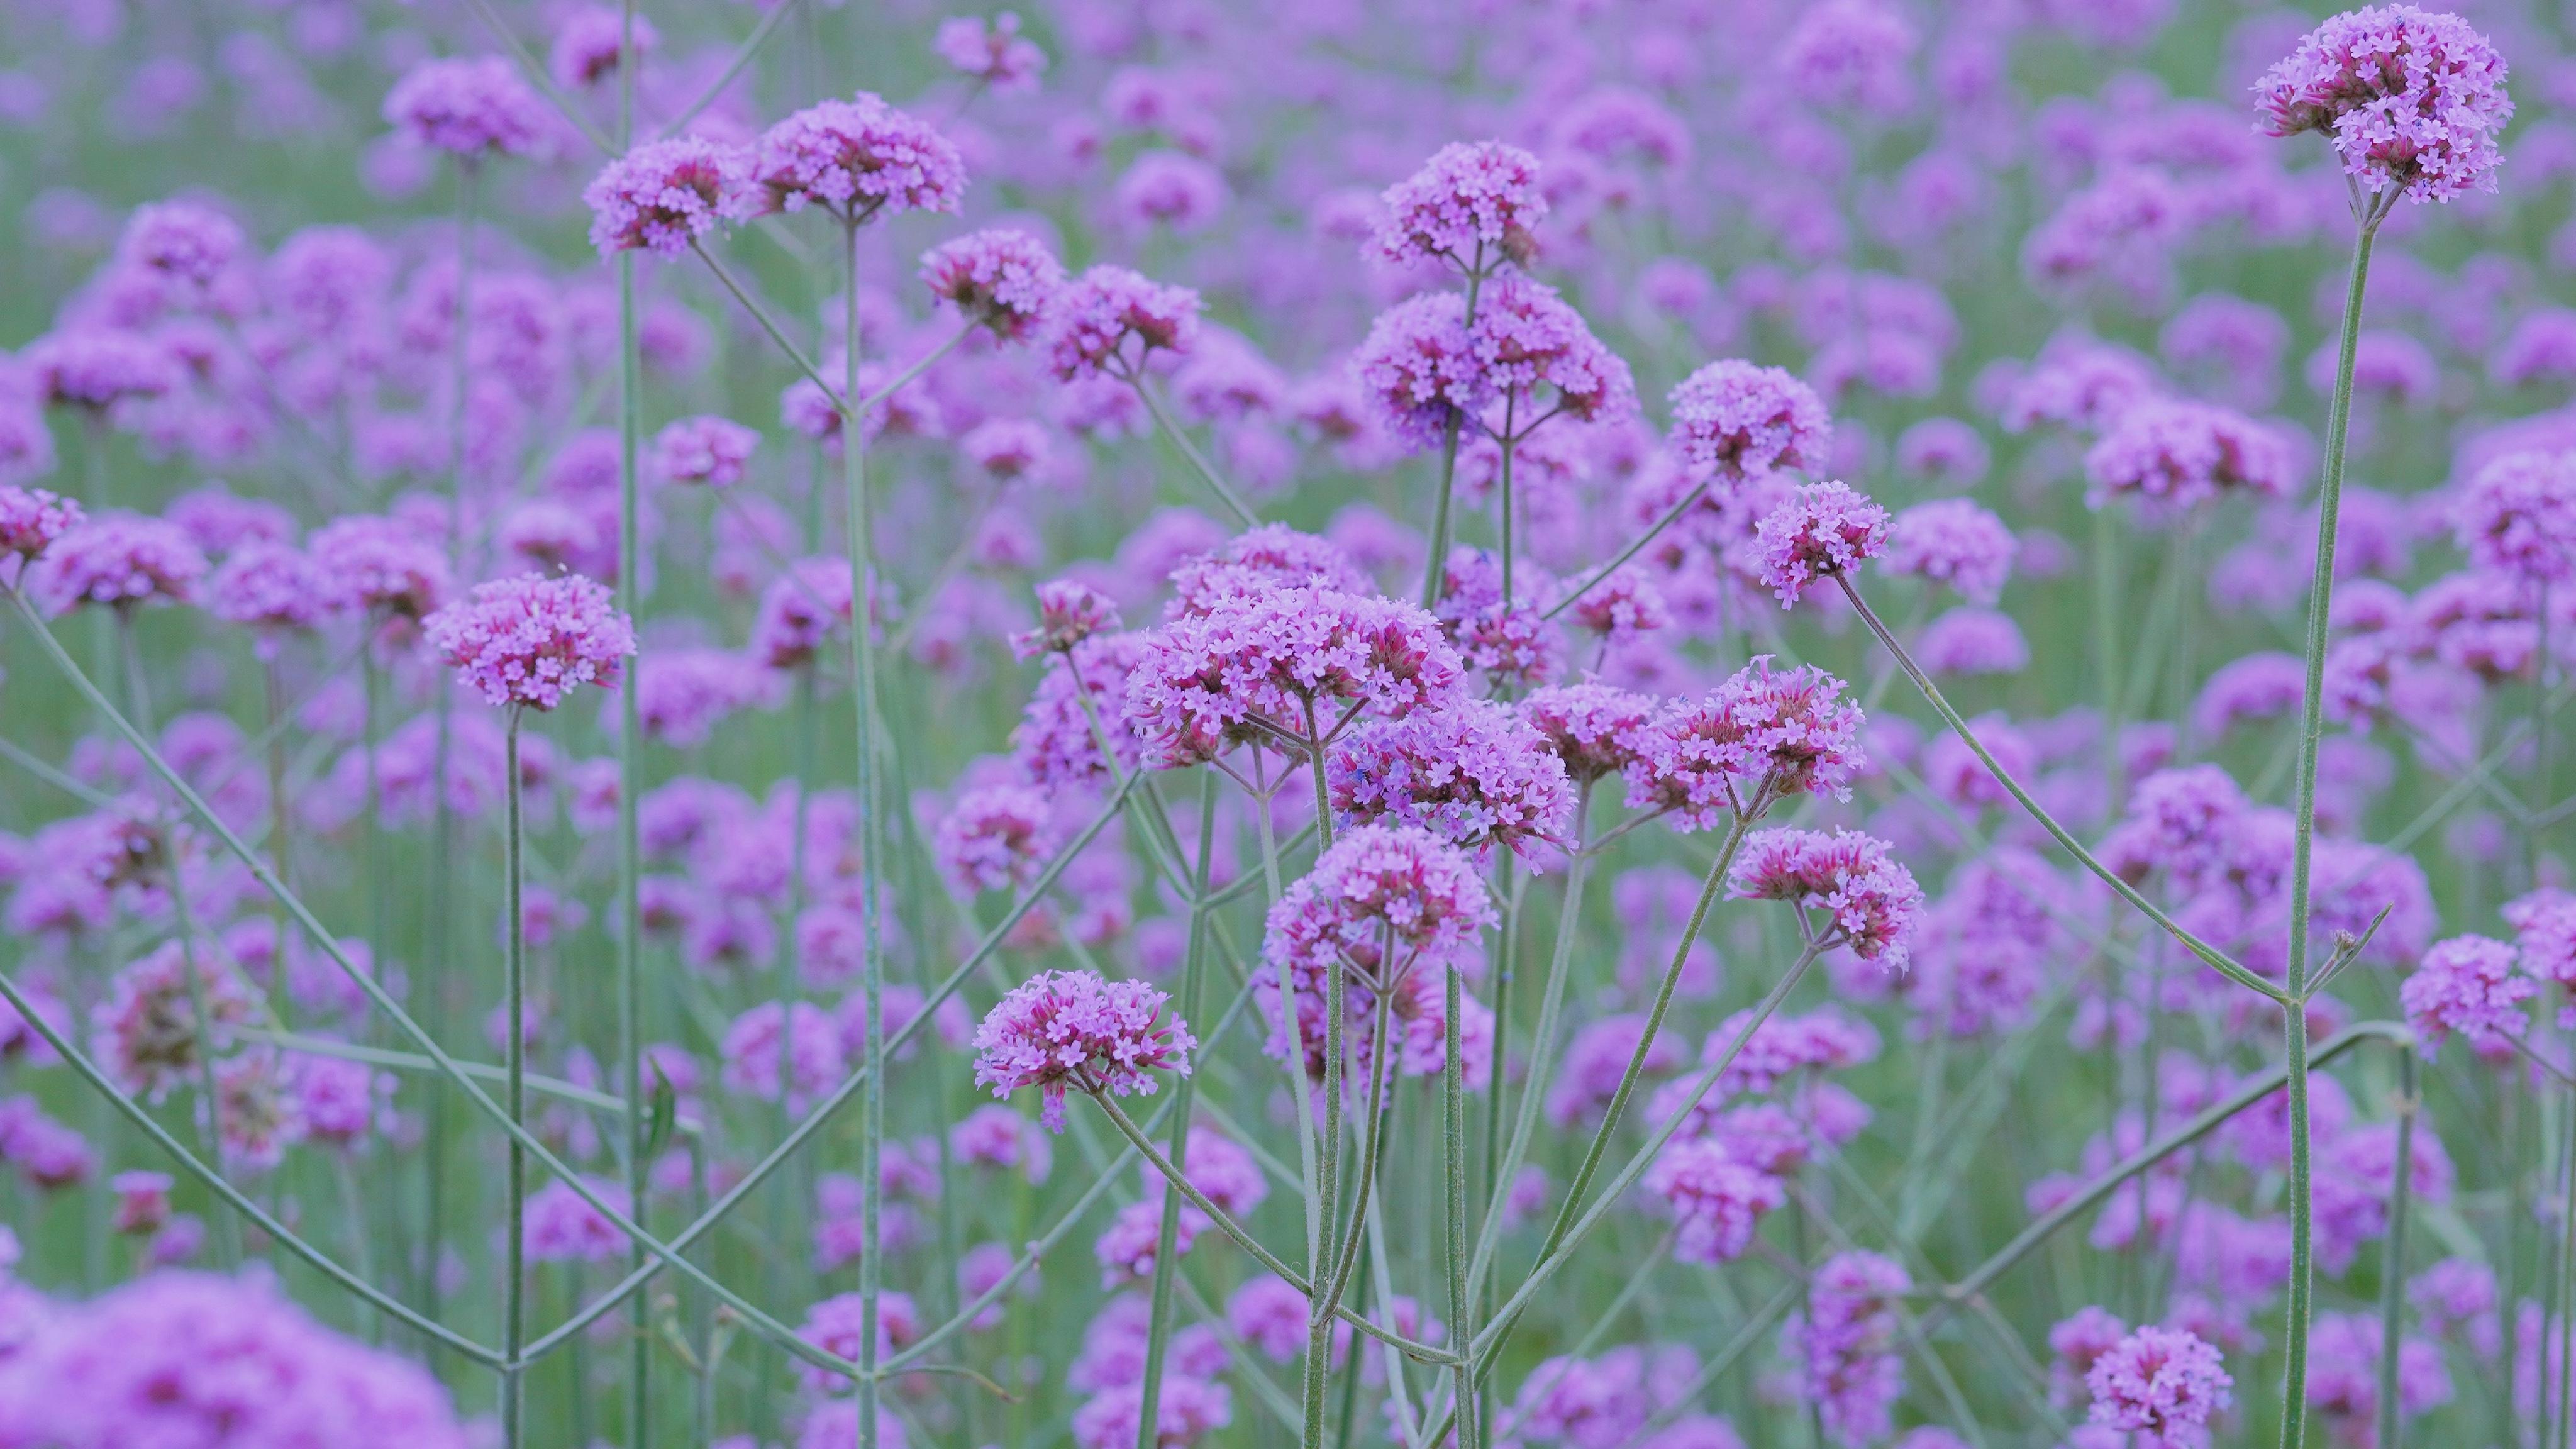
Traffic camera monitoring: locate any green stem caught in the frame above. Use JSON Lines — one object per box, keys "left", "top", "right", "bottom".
{"left": 2376, "top": 1050, "right": 2418, "bottom": 1449}
{"left": 502, "top": 709, "right": 528, "bottom": 1447}
{"left": 2279, "top": 205, "right": 2385, "bottom": 1449}
{"left": 842, "top": 214, "right": 891, "bottom": 1449}
{"left": 1134, "top": 776, "right": 1220, "bottom": 1449}
{"left": 1131, "top": 373, "right": 1259, "bottom": 528}
{"left": 1443, "top": 958, "right": 1474, "bottom": 1449}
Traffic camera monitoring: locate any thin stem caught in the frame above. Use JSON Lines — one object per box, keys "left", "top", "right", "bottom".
{"left": 691, "top": 238, "right": 845, "bottom": 413}
{"left": 2279, "top": 208, "right": 2384, "bottom": 1449}
{"left": 1134, "top": 775, "right": 1220, "bottom": 1449}
{"left": 613, "top": 16, "right": 648, "bottom": 1431}
{"left": 1419, "top": 261, "right": 1486, "bottom": 609}
{"left": 1443, "top": 958, "right": 1474, "bottom": 1449}
{"left": 1836, "top": 574, "right": 2281, "bottom": 1001}
{"left": 657, "top": 0, "right": 804, "bottom": 139}
{"left": 1539, "top": 474, "right": 1712, "bottom": 623}
{"left": 1131, "top": 373, "right": 1259, "bottom": 528}
{"left": 502, "top": 710, "right": 528, "bottom": 1447}
{"left": 843, "top": 214, "right": 892, "bottom": 1449}
{"left": 2376, "top": 1050, "right": 2418, "bottom": 1449}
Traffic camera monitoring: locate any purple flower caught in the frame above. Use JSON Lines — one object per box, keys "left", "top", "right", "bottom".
{"left": 1469, "top": 276, "right": 1637, "bottom": 427}
{"left": 308, "top": 515, "right": 451, "bottom": 623}
{"left": 934, "top": 783, "right": 1059, "bottom": 894}
{"left": 203, "top": 540, "right": 332, "bottom": 640}
{"left": 1326, "top": 699, "right": 1575, "bottom": 863}
{"left": 28, "top": 511, "right": 206, "bottom": 614}
{"left": 1121, "top": 584, "right": 1464, "bottom": 769}
{"left": 1789, "top": 1252, "right": 1911, "bottom": 1445}
{"left": 921, "top": 228, "right": 1065, "bottom": 341}
{"left": 23, "top": 328, "right": 178, "bottom": 412}
{"left": 1009, "top": 579, "right": 1121, "bottom": 659}
{"left": 1115, "top": 150, "right": 1230, "bottom": 235}
{"left": 2401, "top": 933, "right": 2535, "bottom": 1051}
{"left": 2505, "top": 887, "right": 2576, "bottom": 1024}
{"left": 971, "top": 970, "right": 1195, "bottom": 1132}
{"left": 749, "top": 556, "right": 858, "bottom": 670}
{"left": 0, "top": 1272, "right": 468, "bottom": 1445}
{"left": 1352, "top": 291, "right": 1491, "bottom": 451}
{"left": 1752, "top": 481, "right": 1890, "bottom": 607}
{"left": 422, "top": 572, "right": 636, "bottom": 712}
{"left": 650, "top": 414, "right": 760, "bottom": 487}
{"left": 1729, "top": 828, "right": 1924, "bottom": 967}
{"left": 1041, "top": 265, "right": 1201, "bottom": 382}
{"left": 935, "top": 13, "right": 1047, "bottom": 90}
{"left": 1914, "top": 606, "right": 2029, "bottom": 675}
{"left": 1070, "top": 1375, "right": 1231, "bottom": 1449}
{"left": 2084, "top": 401, "right": 2296, "bottom": 513}
{"left": 745, "top": 92, "right": 965, "bottom": 221}
{"left": 583, "top": 137, "right": 750, "bottom": 257}
{"left": 523, "top": 1177, "right": 630, "bottom": 1263}
{"left": 1646, "top": 1140, "right": 1787, "bottom": 1264}
{"left": 1625, "top": 657, "right": 1867, "bottom": 827}
{"left": 719, "top": 1001, "right": 843, "bottom": 1113}
{"left": 2192, "top": 652, "right": 2307, "bottom": 736}
{"left": 1880, "top": 498, "right": 2016, "bottom": 604}
{"left": 794, "top": 1290, "right": 919, "bottom": 1387}
{"left": 2453, "top": 448, "right": 2576, "bottom": 584}
{"left": 2255, "top": 5, "right": 2512, "bottom": 204}
{"left": 1667, "top": 360, "right": 1832, "bottom": 479}
{"left": 1776, "top": 0, "right": 1917, "bottom": 115}
{"left": 1012, "top": 631, "right": 1152, "bottom": 787}
{"left": 1893, "top": 417, "right": 1990, "bottom": 486}
{"left": 0, "top": 484, "right": 80, "bottom": 563}
{"left": 548, "top": 5, "right": 655, "bottom": 91}
{"left": 1521, "top": 682, "right": 1662, "bottom": 784}
{"left": 382, "top": 56, "right": 549, "bottom": 159}
{"left": 1369, "top": 140, "right": 1547, "bottom": 273}
{"left": 2085, "top": 1325, "right": 2232, "bottom": 1448}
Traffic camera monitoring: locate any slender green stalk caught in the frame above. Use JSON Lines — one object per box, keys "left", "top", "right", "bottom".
{"left": 1419, "top": 260, "right": 1487, "bottom": 609}
{"left": 2376, "top": 1050, "right": 2418, "bottom": 1449}
{"left": 612, "top": 10, "right": 650, "bottom": 1428}
{"left": 502, "top": 709, "right": 529, "bottom": 1446}
{"left": 1134, "top": 776, "right": 1220, "bottom": 1449}
{"left": 1541, "top": 476, "right": 1712, "bottom": 623}
{"left": 657, "top": 0, "right": 805, "bottom": 139}
{"left": 2279, "top": 201, "right": 2386, "bottom": 1449}
{"left": 841, "top": 213, "right": 892, "bottom": 1449}
{"left": 1131, "top": 374, "right": 1259, "bottom": 527}
{"left": 1443, "top": 958, "right": 1474, "bottom": 1449}
{"left": 2557, "top": 1063, "right": 2576, "bottom": 1449}
{"left": 1496, "top": 422, "right": 1518, "bottom": 605}
{"left": 1469, "top": 796, "right": 1592, "bottom": 1294}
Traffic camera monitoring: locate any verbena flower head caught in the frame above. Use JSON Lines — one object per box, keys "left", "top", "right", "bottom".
{"left": 746, "top": 92, "right": 965, "bottom": 221}
{"left": 1262, "top": 821, "right": 1495, "bottom": 1041}
{"left": 24, "top": 328, "right": 178, "bottom": 412}
{"left": 1881, "top": 498, "right": 2017, "bottom": 604}
{"left": 1326, "top": 699, "right": 1575, "bottom": 863}
{"left": 1042, "top": 265, "right": 1201, "bottom": 382}
{"left": 2084, "top": 401, "right": 2297, "bottom": 513}
{"left": 934, "top": 783, "right": 1059, "bottom": 894}
{"left": 0, "top": 1271, "right": 469, "bottom": 1444}
{"left": 1646, "top": 1139, "right": 1788, "bottom": 1265}
{"left": 921, "top": 228, "right": 1066, "bottom": 341}
{"left": 1753, "top": 481, "right": 1890, "bottom": 607}
{"left": 1165, "top": 524, "right": 1372, "bottom": 617}
{"left": 1730, "top": 827, "right": 1924, "bottom": 968}
{"left": 1013, "top": 631, "right": 1151, "bottom": 787}
{"left": 1123, "top": 584, "right": 1465, "bottom": 768}
{"left": 1791, "top": 1251, "right": 1912, "bottom": 1445}
{"left": 1468, "top": 277, "right": 1637, "bottom": 427}
{"left": 2454, "top": 448, "right": 2576, "bottom": 583}
{"left": 1626, "top": 657, "right": 1867, "bottom": 828}
{"left": 749, "top": 556, "right": 858, "bottom": 670}
{"left": 2400, "top": 934, "right": 2534, "bottom": 1051}
{"left": 936, "top": 12, "right": 1047, "bottom": 90}
{"left": 382, "top": 55, "right": 549, "bottom": 159}
{"left": 548, "top": 6, "right": 656, "bottom": 89}
{"left": 971, "top": 969, "right": 1195, "bottom": 1131}
{"left": 583, "top": 137, "right": 751, "bottom": 257}
{"left": 204, "top": 540, "right": 333, "bottom": 640}
{"left": 1667, "top": 361, "right": 1832, "bottom": 479}
{"left": 2504, "top": 887, "right": 2576, "bottom": 1024}
{"left": 309, "top": 515, "right": 451, "bottom": 623}
{"left": 1352, "top": 291, "right": 1491, "bottom": 450}
{"left": 1777, "top": 0, "right": 1917, "bottom": 115}
{"left": 112, "top": 200, "right": 248, "bottom": 314}
{"left": 2085, "top": 1326, "right": 2232, "bottom": 1447}
{"left": 29, "top": 511, "right": 206, "bottom": 614}
{"left": 1521, "top": 682, "right": 1661, "bottom": 785}
{"left": 1010, "top": 579, "right": 1121, "bottom": 659}
{"left": 650, "top": 414, "right": 760, "bottom": 487}
{"left": 423, "top": 572, "right": 636, "bottom": 711}
{"left": 0, "top": 485, "right": 80, "bottom": 564}
{"left": 1370, "top": 140, "right": 1547, "bottom": 273}
{"left": 2255, "top": 6, "right": 2512, "bottom": 204}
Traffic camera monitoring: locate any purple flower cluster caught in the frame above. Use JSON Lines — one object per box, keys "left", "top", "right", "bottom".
{"left": 746, "top": 92, "right": 965, "bottom": 221}
{"left": 1326, "top": 698, "right": 1575, "bottom": 862}
{"left": 970, "top": 970, "right": 1194, "bottom": 1131}
{"left": 1730, "top": 828, "right": 1924, "bottom": 968}
{"left": 2256, "top": 5, "right": 2512, "bottom": 203}
{"left": 584, "top": 137, "right": 752, "bottom": 257}
{"left": 424, "top": 573, "right": 636, "bottom": 712}
{"left": 1369, "top": 140, "right": 1548, "bottom": 273}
